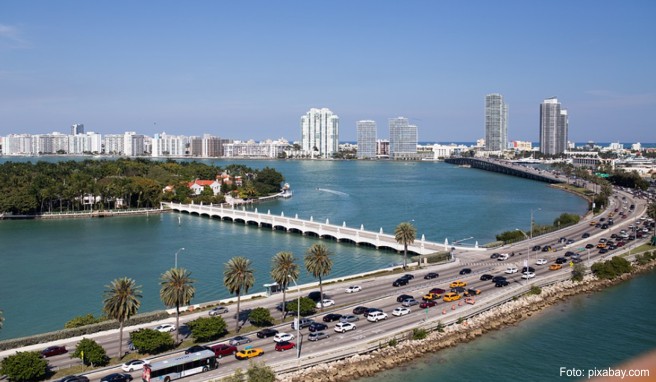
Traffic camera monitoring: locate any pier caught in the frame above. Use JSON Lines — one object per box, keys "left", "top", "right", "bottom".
{"left": 161, "top": 202, "right": 485, "bottom": 255}
{"left": 444, "top": 157, "right": 566, "bottom": 184}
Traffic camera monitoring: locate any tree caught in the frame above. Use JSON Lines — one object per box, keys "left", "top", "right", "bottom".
{"left": 186, "top": 316, "right": 228, "bottom": 342}
{"left": 0, "top": 351, "right": 48, "bottom": 382}
{"left": 130, "top": 328, "right": 175, "bottom": 354}
{"left": 246, "top": 360, "right": 276, "bottom": 382}
{"left": 647, "top": 202, "right": 656, "bottom": 223}
{"left": 270, "top": 251, "right": 299, "bottom": 320}
{"left": 285, "top": 297, "right": 316, "bottom": 317}
{"left": 160, "top": 268, "right": 195, "bottom": 343}
{"left": 571, "top": 263, "right": 586, "bottom": 282}
{"left": 304, "top": 244, "right": 333, "bottom": 311}
{"left": 223, "top": 368, "right": 245, "bottom": 382}
{"left": 103, "top": 277, "right": 142, "bottom": 358}
{"left": 248, "top": 307, "right": 274, "bottom": 327}
{"left": 395, "top": 222, "right": 416, "bottom": 269}
{"left": 224, "top": 257, "right": 255, "bottom": 332}
{"left": 72, "top": 338, "right": 108, "bottom": 366}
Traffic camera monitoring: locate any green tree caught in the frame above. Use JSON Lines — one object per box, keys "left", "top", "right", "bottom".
{"left": 160, "top": 268, "right": 195, "bottom": 343}
{"left": 186, "top": 316, "right": 228, "bottom": 342}
{"left": 0, "top": 351, "right": 48, "bottom": 382}
{"left": 395, "top": 222, "right": 417, "bottom": 269}
{"left": 224, "top": 257, "right": 255, "bottom": 332}
{"left": 647, "top": 202, "right": 656, "bottom": 223}
{"left": 270, "top": 251, "right": 299, "bottom": 320}
{"left": 130, "top": 328, "right": 175, "bottom": 355}
{"left": 72, "top": 338, "right": 108, "bottom": 366}
{"left": 571, "top": 263, "right": 586, "bottom": 282}
{"left": 246, "top": 360, "right": 276, "bottom": 382}
{"left": 248, "top": 307, "right": 274, "bottom": 327}
{"left": 64, "top": 313, "right": 104, "bottom": 329}
{"left": 103, "top": 277, "right": 142, "bottom": 358}
{"left": 285, "top": 297, "right": 316, "bottom": 317}
{"left": 304, "top": 243, "right": 333, "bottom": 311}
{"left": 223, "top": 368, "right": 245, "bottom": 382}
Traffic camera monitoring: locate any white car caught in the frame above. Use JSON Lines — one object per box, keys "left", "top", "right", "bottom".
{"left": 536, "top": 258, "right": 548, "bottom": 265}
{"left": 505, "top": 266, "right": 518, "bottom": 274}
{"left": 522, "top": 272, "right": 536, "bottom": 279}
{"left": 154, "top": 323, "right": 176, "bottom": 332}
{"left": 367, "top": 311, "right": 388, "bottom": 322}
{"left": 497, "top": 253, "right": 510, "bottom": 261}
{"left": 345, "top": 285, "right": 362, "bottom": 293}
{"left": 273, "top": 332, "right": 295, "bottom": 343}
{"left": 392, "top": 307, "right": 410, "bottom": 316}
{"left": 316, "top": 299, "right": 335, "bottom": 308}
{"left": 334, "top": 322, "right": 356, "bottom": 333}
{"left": 121, "top": 359, "right": 148, "bottom": 372}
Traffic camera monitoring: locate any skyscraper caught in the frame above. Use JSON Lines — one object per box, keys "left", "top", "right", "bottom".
{"left": 389, "top": 117, "right": 418, "bottom": 160}
{"left": 485, "top": 94, "right": 508, "bottom": 151}
{"left": 356, "top": 120, "right": 377, "bottom": 159}
{"left": 71, "top": 123, "right": 84, "bottom": 135}
{"left": 300, "top": 108, "right": 339, "bottom": 158}
{"left": 539, "top": 97, "right": 568, "bottom": 155}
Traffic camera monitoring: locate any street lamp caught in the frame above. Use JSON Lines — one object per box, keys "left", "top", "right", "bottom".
{"left": 174, "top": 247, "right": 185, "bottom": 268}
{"left": 288, "top": 275, "right": 301, "bottom": 359}
{"left": 516, "top": 229, "right": 530, "bottom": 283}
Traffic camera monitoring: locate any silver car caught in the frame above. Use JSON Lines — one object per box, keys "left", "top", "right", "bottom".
{"left": 339, "top": 314, "right": 359, "bottom": 323}
{"left": 208, "top": 306, "right": 229, "bottom": 316}
{"left": 228, "top": 335, "right": 251, "bottom": 346}
{"left": 308, "top": 331, "right": 329, "bottom": 341}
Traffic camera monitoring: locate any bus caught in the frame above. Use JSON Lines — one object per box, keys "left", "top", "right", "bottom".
{"left": 142, "top": 350, "right": 218, "bottom": 382}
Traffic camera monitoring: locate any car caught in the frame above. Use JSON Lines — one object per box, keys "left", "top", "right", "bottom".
{"left": 334, "top": 322, "right": 356, "bottom": 332}
{"left": 210, "top": 343, "right": 237, "bottom": 358}
{"left": 464, "top": 288, "right": 481, "bottom": 296}
{"left": 451, "top": 286, "right": 466, "bottom": 293}
{"left": 585, "top": 243, "right": 595, "bottom": 249}
{"left": 424, "top": 272, "right": 439, "bottom": 279}
{"left": 536, "top": 258, "right": 548, "bottom": 265}
{"left": 339, "top": 314, "right": 360, "bottom": 323}
{"left": 582, "top": 232, "right": 591, "bottom": 238}
{"left": 566, "top": 239, "right": 575, "bottom": 245}
{"left": 443, "top": 292, "right": 461, "bottom": 302}
{"left": 449, "top": 280, "right": 467, "bottom": 288}
{"left": 121, "top": 359, "right": 148, "bottom": 372}
{"left": 392, "top": 278, "right": 409, "bottom": 287}
{"left": 532, "top": 245, "right": 541, "bottom": 251}
{"left": 308, "top": 322, "right": 328, "bottom": 332}
{"left": 256, "top": 328, "right": 279, "bottom": 338}
{"left": 598, "top": 248, "right": 608, "bottom": 254}
{"left": 497, "top": 253, "right": 509, "bottom": 261}
{"left": 542, "top": 245, "right": 552, "bottom": 252}
{"left": 307, "top": 291, "right": 329, "bottom": 302}
{"left": 490, "top": 253, "right": 500, "bottom": 259}
{"left": 396, "top": 294, "right": 414, "bottom": 303}
{"left": 505, "top": 266, "right": 518, "bottom": 274}
{"left": 273, "top": 333, "right": 295, "bottom": 343}
{"left": 208, "top": 306, "right": 229, "bottom": 316}
{"left": 58, "top": 376, "right": 90, "bottom": 382}
{"left": 549, "top": 264, "right": 563, "bottom": 270}
{"left": 291, "top": 317, "right": 314, "bottom": 330}
{"left": 308, "top": 331, "right": 330, "bottom": 341}
{"left": 353, "top": 306, "right": 369, "bottom": 315}
{"left": 521, "top": 266, "right": 536, "bottom": 273}
{"left": 154, "top": 323, "right": 176, "bottom": 332}
{"left": 100, "top": 374, "right": 132, "bottom": 382}
{"left": 323, "top": 313, "right": 343, "bottom": 322}
{"left": 275, "top": 341, "right": 296, "bottom": 351}
{"left": 363, "top": 307, "right": 383, "bottom": 317}
{"left": 495, "top": 280, "right": 510, "bottom": 287}
{"left": 229, "top": 335, "right": 252, "bottom": 346}
{"left": 345, "top": 285, "right": 362, "bottom": 293}
{"left": 480, "top": 274, "right": 494, "bottom": 281}
{"left": 459, "top": 268, "right": 472, "bottom": 275}
{"left": 429, "top": 288, "right": 446, "bottom": 295}
{"left": 235, "top": 348, "right": 264, "bottom": 360}
{"left": 564, "top": 251, "right": 576, "bottom": 257}
{"left": 420, "top": 299, "right": 438, "bottom": 308}
{"left": 491, "top": 276, "right": 507, "bottom": 283}
{"left": 316, "top": 299, "right": 335, "bottom": 308}
{"left": 522, "top": 272, "right": 536, "bottom": 279}
{"left": 422, "top": 292, "right": 441, "bottom": 301}
{"left": 185, "top": 345, "right": 211, "bottom": 354}
{"left": 400, "top": 274, "right": 415, "bottom": 280}
{"left": 393, "top": 306, "right": 411, "bottom": 316}
{"left": 367, "top": 311, "right": 389, "bottom": 322}
{"left": 41, "top": 345, "right": 67, "bottom": 357}
{"left": 402, "top": 298, "right": 419, "bottom": 307}
{"left": 555, "top": 257, "right": 567, "bottom": 264}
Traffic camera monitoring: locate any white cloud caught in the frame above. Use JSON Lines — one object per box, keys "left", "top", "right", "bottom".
{"left": 0, "top": 23, "right": 28, "bottom": 48}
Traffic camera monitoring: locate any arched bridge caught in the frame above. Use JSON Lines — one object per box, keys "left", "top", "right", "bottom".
{"left": 161, "top": 202, "right": 485, "bottom": 256}
{"left": 444, "top": 157, "right": 565, "bottom": 184}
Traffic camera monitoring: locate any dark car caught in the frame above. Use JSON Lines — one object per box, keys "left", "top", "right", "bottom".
{"left": 582, "top": 232, "right": 591, "bottom": 238}
{"left": 598, "top": 248, "right": 608, "bottom": 254}
{"left": 491, "top": 276, "right": 507, "bottom": 283}
{"left": 424, "top": 272, "right": 439, "bottom": 279}
{"left": 256, "top": 328, "right": 279, "bottom": 338}
{"left": 210, "top": 343, "right": 237, "bottom": 358}
{"left": 308, "top": 322, "right": 328, "bottom": 332}
{"left": 429, "top": 288, "right": 446, "bottom": 295}
{"left": 490, "top": 253, "right": 500, "bottom": 259}
{"left": 352, "top": 306, "right": 369, "bottom": 315}
{"left": 322, "top": 313, "right": 343, "bottom": 322}
{"left": 396, "top": 294, "right": 414, "bottom": 303}
{"left": 419, "top": 300, "right": 437, "bottom": 309}
{"left": 459, "top": 268, "right": 472, "bottom": 275}
{"left": 363, "top": 307, "right": 382, "bottom": 316}
{"left": 541, "top": 245, "right": 552, "bottom": 252}
{"left": 480, "top": 274, "right": 494, "bottom": 281}
{"left": 400, "top": 274, "right": 415, "bottom": 280}
{"left": 100, "top": 374, "right": 133, "bottom": 382}
{"left": 274, "top": 341, "right": 296, "bottom": 352}
{"left": 495, "top": 280, "right": 510, "bottom": 287}
{"left": 392, "top": 278, "right": 409, "bottom": 287}
{"left": 532, "top": 245, "right": 541, "bottom": 251}
{"left": 521, "top": 266, "right": 536, "bottom": 273}
{"left": 308, "top": 291, "right": 329, "bottom": 302}
{"left": 450, "top": 286, "right": 466, "bottom": 294}
{"left": 564, "top": 251, "right": 576, "bottom": 257}
{"left": 59, "top": 376, "right": 89, "bottom": 382}
{"left": 555, "top": 257, "right": 567, "bottom": 264}
{"left": 185, "top": 345, "right": 211, "bottom": 354}
{"left": 585, "top": 243, "right": 595, "bottom": 249}
{"left": 41, "top": 345, "right": 67, "bottom": 357}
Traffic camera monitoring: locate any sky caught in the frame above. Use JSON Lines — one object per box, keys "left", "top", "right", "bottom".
{"left": 1, "top": 1, "right": 655, "bottom": 143}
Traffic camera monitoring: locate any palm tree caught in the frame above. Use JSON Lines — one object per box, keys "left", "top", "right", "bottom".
{"left": 647, "top": 201, "right": 656, "bottom": 222}
{"left": 304, "top": 244, "right": 333, "bottom": 311}
{"left": 270, "top": 251, "right": 299, "bottom": 320}
{"left": 160, "top": 268, "right": 195, "bottom": 343}
{"left": 224, "top": 257, "right": 255, "bottom": 332}
{"left": 395, "top": 222, "right": 417, "bottom": 269}
{"left": 103, "top": 277, "right": 142, "bottom": 358}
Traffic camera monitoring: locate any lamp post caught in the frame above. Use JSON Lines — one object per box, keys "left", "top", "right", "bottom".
{"left": 516, "top": 229, "right": 530, "bottom": 283}
{"left": 174, "top": 247, "right": 185, "bottom": 268}
{"left": 288, "top": 275, "right": 301, "bottom": 359}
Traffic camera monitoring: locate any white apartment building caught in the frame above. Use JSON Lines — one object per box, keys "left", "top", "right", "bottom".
{"left": 223, "top": 139, "right": 289, "bottom": 158}
{"left": 356, "top": 120, "right": 377, "bottom": 159}
{"left": 301, "top": 108, "right": 339, "bottom": 158}
{"left": 151, "top": 132, "right": 187, "bottom": 157}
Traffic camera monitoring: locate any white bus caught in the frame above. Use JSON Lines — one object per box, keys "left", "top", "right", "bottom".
{"left": 142, "top": 349, "right": 218, "bottom": 382}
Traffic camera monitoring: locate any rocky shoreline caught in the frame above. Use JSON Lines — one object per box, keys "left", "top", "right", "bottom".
{"left": 278, "top": 260, "right": 656, "bottom": 382}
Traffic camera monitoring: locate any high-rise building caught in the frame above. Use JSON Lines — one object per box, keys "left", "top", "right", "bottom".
{"left": 388, "top": 117, "right": 417, "bottom": 160}
{"left": 356, "top": 120, "right": 377, "bottom": 159}
{"left": 539, "top": 97, "right": 568, "bottom": 155}
{"left": 485, "top": 94, "right": 508, "bottom": 151}
{"left": 71, "top": 123, "right": 84, "bottom": 135}
{"left": 300, "top": 108, "right": 339, "bottom": 158}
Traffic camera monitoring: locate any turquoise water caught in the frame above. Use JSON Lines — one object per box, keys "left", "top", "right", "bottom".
{"left": 359, "top": 270, "right": 656, "bottom": 382}
{"left": 0, "top": 159, "right": 589, "bottom": 340}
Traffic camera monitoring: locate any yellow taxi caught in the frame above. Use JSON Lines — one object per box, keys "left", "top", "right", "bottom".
{"left": 449, "top": 280, "right": 467, "bottom": 288}
{"left": 235, "top": 347, "right": 264, "bottom": 360}
{"left": 549, "top": 264, "right": 562, "bottom": 271}
{"left": 422, "top": 292, "right": 442, "bottom": 301}
{"left": 443, "top": 292, "right": 461, "bottom": 302}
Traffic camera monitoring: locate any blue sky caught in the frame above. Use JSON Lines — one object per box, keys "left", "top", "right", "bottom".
{"left": 1, "top": 1, "right": 655, "bottom": 143}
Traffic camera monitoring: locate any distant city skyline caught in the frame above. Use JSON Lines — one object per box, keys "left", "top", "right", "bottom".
{"left": 1, "top": 2, "right": 654, "bottom": 142}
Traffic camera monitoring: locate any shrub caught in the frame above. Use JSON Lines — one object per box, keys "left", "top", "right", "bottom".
{"left": 130, "top": 328, "right": 175, "bottom": 355}
{"left": 591, "top": 256, "right": 633, "bottom": 280}
{"left": 186, "top": 316, "right": 228, "bottom": 343}
{"left": 248, "top": 307, "right": 274, "bottom": 327}
{"left": 412, "top": 328, "right": 427, "bottom": 340}
{"left": 223, "top": 368, "right": 245, "bottom": 382}
{"left": 571, "top": 263, "right": 586, "bottom": 282}
{"left": 0, "top": 351, "right": 48, "bottom": 382}
{"left": 528, "top": 286, "right": 542, "bottom": 295}
{"left": 246, "top": 360, "right": 276, "bottom": 382}
{"left": 65, "top": 314, "right": 105, "bottom": 329}
{"left": 387, "top": 338, "right": 398, "bottom": 347}
{"left": 72, "top": 338, "right": 108, "bottom": 367}
{"left": 436, "top": 321, "right": 445, "bottom": 333}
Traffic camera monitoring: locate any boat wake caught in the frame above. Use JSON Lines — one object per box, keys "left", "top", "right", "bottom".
{"left": 316, "top": 188, "right": 349, "bottom": 197}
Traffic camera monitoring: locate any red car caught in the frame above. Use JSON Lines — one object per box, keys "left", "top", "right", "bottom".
{"left": 41, "top": 345, "right": 67, "bottom": 357}
{"left": 419, "top": 300, "right": 437, "bottom": 309}
{"left": 274, "top": 341, "right": 296, "bottom": 352}
{"left": 210, "top": 343, "right": 237, "bottom": 358}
